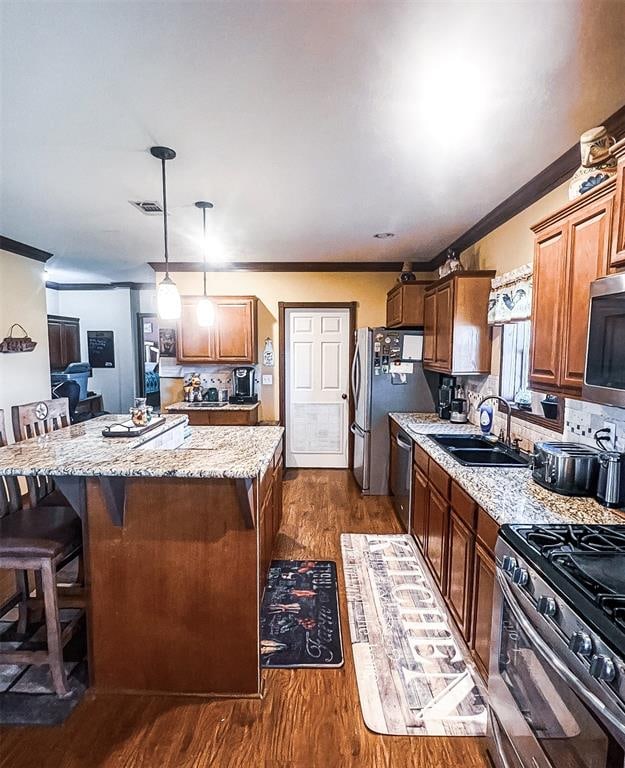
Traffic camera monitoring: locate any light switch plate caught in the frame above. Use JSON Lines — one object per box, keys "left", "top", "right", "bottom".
{"left": 262, "top": 374, "right": 273, "bottom": 386}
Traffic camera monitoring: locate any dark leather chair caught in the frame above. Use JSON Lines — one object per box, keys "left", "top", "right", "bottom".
{"left": 0, "top": 407, "right": 84, "bottom": 696}
{"left": 52, "top": 380, "right": 107, "bottom": 424}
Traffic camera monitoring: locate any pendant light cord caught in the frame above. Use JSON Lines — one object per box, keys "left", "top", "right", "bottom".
{"left": 161, "top": 158, "right": 170, "bottom": 278}
{"left": 202, "top": 206, "right": 208, "bottom": 297}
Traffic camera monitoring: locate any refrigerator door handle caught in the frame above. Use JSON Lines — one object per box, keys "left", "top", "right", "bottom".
{"left": 350, "top": 421, "right": 365, "bottom": 436}
{"left": 351, "top": 346, "right": 361, "bottom": 405}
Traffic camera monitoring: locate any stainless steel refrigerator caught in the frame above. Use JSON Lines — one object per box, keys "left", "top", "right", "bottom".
{"left": 350, "top": 327, "right": 435, "bottom": 496}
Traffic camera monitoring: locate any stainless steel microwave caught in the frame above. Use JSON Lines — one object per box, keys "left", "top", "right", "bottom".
{"left": 583, "top": 272, "right": 625, "bottom": 407}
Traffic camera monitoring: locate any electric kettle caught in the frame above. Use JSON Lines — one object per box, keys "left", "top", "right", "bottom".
{"left": 596, "top": 451, "right": 625, "bottom": 509}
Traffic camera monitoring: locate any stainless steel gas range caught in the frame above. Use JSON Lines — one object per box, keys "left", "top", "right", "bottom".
{"left": 488, "top": 524, "right": 625, "bottom": 768}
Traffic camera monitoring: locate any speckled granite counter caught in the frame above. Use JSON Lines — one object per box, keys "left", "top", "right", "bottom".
{"left": 390, "top": 412, "right": 625, "bottom": 527}
{"left": 166, "top": 401, "right": 260, "bottom": 412}
{"left": 0, "top": 414, "right": 283, "bottom": 480}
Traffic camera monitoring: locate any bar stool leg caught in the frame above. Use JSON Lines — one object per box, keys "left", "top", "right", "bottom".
{"left": 40, "top": 560, "right": 70, "bottom": 697}
{"left": 16, "top": 569, "right": 30, "bottom": 635}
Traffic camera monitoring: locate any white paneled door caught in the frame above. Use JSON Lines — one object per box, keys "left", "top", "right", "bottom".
{"left": 285, "top": 308, "right": 351, "bottom": 468}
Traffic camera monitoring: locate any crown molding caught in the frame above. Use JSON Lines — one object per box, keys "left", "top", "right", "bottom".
{"left": 148, "top": 260, "right": 438, "bottom": 273}
{"left": 46, "top": 281, "right": 154, "bottom": 291}
{"left": 431, "top": 102, "right": 625, "bottom": 268}
{"left": 0, "top": 235, "right": 53, "bottom": 263}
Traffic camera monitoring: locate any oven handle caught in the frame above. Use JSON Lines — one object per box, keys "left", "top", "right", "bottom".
{"left": 488, "top": 708, "right": 516, "bottom": 768}
{"left": 496, "top": 570, "right": 625, "bottom": 739}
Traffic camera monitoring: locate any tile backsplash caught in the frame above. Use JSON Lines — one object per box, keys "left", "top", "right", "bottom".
{"left": 460, "top": 375, "right": 625, "bottom": 453}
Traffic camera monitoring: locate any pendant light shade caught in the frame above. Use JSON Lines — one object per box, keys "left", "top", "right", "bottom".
{"left": 195, "top": 200, "right": 215, "bottom": 328}
{"left": 157, "top": 275, "right": 182, "bottom": 321}
{"left": 151, "top": 146, "right": 181, "bottom": 321}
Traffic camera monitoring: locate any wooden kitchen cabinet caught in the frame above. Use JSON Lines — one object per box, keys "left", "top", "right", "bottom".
{"left": 386, "top": 283, "right": 429, "bottom": 328}
{"left": 422, "top": 271, "right": 494, "bottom": 375}
{"left": 259, "top": 438, "right": 284, "bottom": 597}
{"left": 48, "top": 315, "right": 81, "bottom": 371}
{"left": 471, "top": 541, "right": 496, "bottom": 680}
{"left": 425, "top": 484, "right": 449, "bottom": 593}
{"left": 530, "top": 184, "right": 614, "bottom": 396}
{"left": 177, "top": 296, "right": 258, "bottom": 364}
{"left": 447, "top": 511, "right": 475, "bottom": 639}
{"left": 181, "top": 406, "right": 259, "bottom": 427}
{"left": 411, "top": 464, "right": 428, "bottom": 550}
{"left": 610, "top": 138, "right": 625, "bottom": 269}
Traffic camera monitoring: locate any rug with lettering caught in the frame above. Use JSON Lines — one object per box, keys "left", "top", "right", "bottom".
{"left": 340, "top": 534, "right": 487, "bottom": 736}
{"left": 260, "top": 560, "right": 343, "bottom": 668}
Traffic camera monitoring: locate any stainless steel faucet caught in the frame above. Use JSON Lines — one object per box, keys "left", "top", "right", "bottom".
{"left": 477, "top": 395, "right": 512, "bottom": 447}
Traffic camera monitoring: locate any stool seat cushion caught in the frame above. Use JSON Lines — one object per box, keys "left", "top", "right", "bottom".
{"left": 0, "top": 507, "right": 81, "bottom": 559}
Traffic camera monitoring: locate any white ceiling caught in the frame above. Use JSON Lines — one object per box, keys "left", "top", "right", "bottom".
{"left": 1, "top": 1, "right": 624, "bottom": 282}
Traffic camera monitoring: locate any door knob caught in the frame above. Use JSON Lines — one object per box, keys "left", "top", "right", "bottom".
{"left": 341, "top": 393, "right": 348, "bottom": 400}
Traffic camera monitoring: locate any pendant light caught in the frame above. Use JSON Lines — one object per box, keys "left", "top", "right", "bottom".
{"left": 151, "top": 146, "right": 181, "bottom": 321}
{"left": 195, "top": 200, "right": 215, "bottom": 327}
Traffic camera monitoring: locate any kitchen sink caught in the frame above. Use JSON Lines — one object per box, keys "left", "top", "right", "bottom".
{"left": 426, "top": 433, "right": 530, "bottom": 467}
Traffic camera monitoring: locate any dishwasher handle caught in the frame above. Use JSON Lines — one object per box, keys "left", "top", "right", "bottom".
{"left": 395, "top": 434, "right": 412, "bottom": 452}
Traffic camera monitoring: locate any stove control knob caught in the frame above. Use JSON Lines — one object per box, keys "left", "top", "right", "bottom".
{"left": 536, "top": 596, "right": 557, "bottom": 617}
{"left": 589, "top": 654, "right": 616, "bottom": 682}
{"left": 501, "top": 555, "right": 517, "bottom": 574}
{"left": 568, "top": 632, "right": 593, "bottom": 656}
{"left": 512, "top": 567, "right": 529, "bottom": 587}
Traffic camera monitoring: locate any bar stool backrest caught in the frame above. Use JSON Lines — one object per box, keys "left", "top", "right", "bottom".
{"left": 0, "top": 409, "right": 23, "bottom": 518}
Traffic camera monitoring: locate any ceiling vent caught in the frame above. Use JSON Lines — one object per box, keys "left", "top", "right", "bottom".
{"left": 129, "top": 200, "right": 163, "bottom": 215}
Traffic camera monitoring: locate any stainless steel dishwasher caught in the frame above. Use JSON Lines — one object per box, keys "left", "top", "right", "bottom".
{"left": 390, "top": 427, "right": 412, "bottom": 532}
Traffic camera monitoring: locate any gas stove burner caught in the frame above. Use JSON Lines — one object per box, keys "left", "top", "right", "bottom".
{"left": 519, "top": 524, "right": 625, "bottom": 557}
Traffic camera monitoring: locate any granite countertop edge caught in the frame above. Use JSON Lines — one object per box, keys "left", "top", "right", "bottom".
{"left": 0, "top": 415, "right": 284, "bottom": 481}
{"left": 389, "top": 412, "right": 625, "bottom": 528}
{"left": 165, "top": 401, "right": 260, "bottom": 412}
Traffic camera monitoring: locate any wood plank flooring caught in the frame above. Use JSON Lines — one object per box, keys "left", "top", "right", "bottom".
{"left": 0, "top": 469, "right": 491, "bottom": 768}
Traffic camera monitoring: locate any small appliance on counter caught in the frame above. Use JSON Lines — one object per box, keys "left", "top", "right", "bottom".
{"left": 596, "top": 451, "right": 625, "bottom": 509}
{"left": 437, "top": 376, "right": 456, "bottom": 420}
{"left": 531, "top": 442, "right": 601, "bottom": 496}
{"left": 229, "top": 366, "right": 258, "bottom": 404}
{"left": 204, "top": 387, "right": 219, "bottom": 402}
{"left": 449, "top": 396, "right": 468, "bottom": 423}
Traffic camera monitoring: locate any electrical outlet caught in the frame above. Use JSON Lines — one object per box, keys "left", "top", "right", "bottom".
{"left": 262, "top": 374, "right": 273, "bottom": 386}
{"left": 603, "top": 421, "right": 616, "bottom": 449}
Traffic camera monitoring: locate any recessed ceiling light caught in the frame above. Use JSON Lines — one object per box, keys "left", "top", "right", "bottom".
{"left": 373, "top": 232, "right": 395, "bottom": 239}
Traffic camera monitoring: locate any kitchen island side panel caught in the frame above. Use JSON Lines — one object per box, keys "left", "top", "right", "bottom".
{"left": 85, "top": 476, "right": 260, "bottom": 697}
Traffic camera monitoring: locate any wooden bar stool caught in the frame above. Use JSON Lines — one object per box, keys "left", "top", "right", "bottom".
{"left": 0, "top": 408, "right": 83, "bottom": 696}
{"left": 11, "top": 398, "right": 71, "bottom": 508}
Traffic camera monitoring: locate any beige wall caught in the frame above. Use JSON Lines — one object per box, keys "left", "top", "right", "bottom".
{"left": 164, "top": 269, "right": 433, "bottom": 421}
{"left": 460, "top": 180, "right": 570, "bottom": 274}
{"left": 0, "top": 249, "right": 51, "bottom": 441}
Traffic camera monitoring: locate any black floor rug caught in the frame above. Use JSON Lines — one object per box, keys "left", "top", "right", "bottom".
{"left": 260, "top": 560, "right": 343, "bottom": 668}
{"left": 0, "top": 610, "right": 88, "bottom": 726}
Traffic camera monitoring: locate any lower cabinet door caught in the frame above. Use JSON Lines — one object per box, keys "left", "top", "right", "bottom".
{"left": 471, "top": 541, "right": 496, "bottom": 679}
{"left": 411, "top": 465, "right": 428, "bottom": 549}
{"left": 273, "top": 456, "right": 283, "bottom": 540}
{"left": 447, "top": 511, "right": 475, "bottom": 641}
{"left": 425, "top": 485, "right": 449, "bottom": 593}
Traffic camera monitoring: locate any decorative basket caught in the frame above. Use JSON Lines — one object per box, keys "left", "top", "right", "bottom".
{"left": 0, "top": 324, "right": 38, "bottom": 353}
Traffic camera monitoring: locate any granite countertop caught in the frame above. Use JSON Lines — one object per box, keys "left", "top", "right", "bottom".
{"left": 166, "top": 401, "right": 260, "bottom": 412}
{"left": 0, "top": 414, "right": 283, "bottom": 480}
{"left": 390, "top": 412, "right": 625, "bottom": 527}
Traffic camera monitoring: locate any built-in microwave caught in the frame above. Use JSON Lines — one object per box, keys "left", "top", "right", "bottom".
{"left": 583, "top": 272, "right": 625, "bottom": 408}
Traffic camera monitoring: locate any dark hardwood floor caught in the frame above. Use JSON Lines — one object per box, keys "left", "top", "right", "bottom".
{"left": 0, "top": 469, "right": 490, "bottom": 768}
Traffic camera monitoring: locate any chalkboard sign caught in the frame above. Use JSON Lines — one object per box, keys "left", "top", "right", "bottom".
{"left": 88, "top": 330, "right": 115, "bottom": 368}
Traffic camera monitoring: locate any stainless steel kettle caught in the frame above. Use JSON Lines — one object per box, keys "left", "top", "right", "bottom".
{"left": 596, "top": 451, "right": 625, "bottom": 509}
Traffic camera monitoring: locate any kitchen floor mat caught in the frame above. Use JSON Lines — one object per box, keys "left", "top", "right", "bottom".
{"left": 260, "top": 560, "right": 343, "bottom": 668}
{"left": 341, "top": 533, "right": 487, "bottom": 736}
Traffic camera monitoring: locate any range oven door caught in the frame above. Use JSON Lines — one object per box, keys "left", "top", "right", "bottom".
{"left": 583, "top": 273, "right": 625, "bottom": 408}
{"left": 488, "top": 569, "right": 625, "bottom": 768}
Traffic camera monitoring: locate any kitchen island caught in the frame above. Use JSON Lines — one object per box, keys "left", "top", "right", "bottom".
{"left": 0, "top": 415, "right": 284, "bottom": 698}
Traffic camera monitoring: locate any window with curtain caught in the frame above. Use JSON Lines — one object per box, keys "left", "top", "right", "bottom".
{"left": 500, "top": 320, "right": 531, "bottom": 405}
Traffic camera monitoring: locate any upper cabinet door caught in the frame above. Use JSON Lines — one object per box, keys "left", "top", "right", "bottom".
{"left": 529, "top": 224, "right": 568, "bottom": 390}
{"left": 560, "top": 195, "right": 613, "bottom": 391}
{"left": 386, "top": 289, "right": 402, "bottom": 327}
{"left": 423, "top": 290, "right": 436, "bottom": 364}
{"left": 611, "top": 156, "right": 625, "bottom": 269}
{"left": 434, "top": 282, "right": 453, "bottom": 369}
{"left": 177, "top": 298, "right": 214, "bottom": 362}
{"left": 213, "top": 299, "right": 257, "bottom": 363}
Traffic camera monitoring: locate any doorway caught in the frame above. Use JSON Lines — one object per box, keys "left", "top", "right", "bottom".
{"left": 279, "top": 302, "right": 356, "bottom": 468}
{"left": 136, "top": 313, "right": 161, "bottom": 408}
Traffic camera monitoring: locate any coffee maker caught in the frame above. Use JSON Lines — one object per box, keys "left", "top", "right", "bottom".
{"left": 437, "top": 376, "right": 456, "bottom": 420}
{"left": 230, "top": 366, "right": 258, "bottom": 404}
